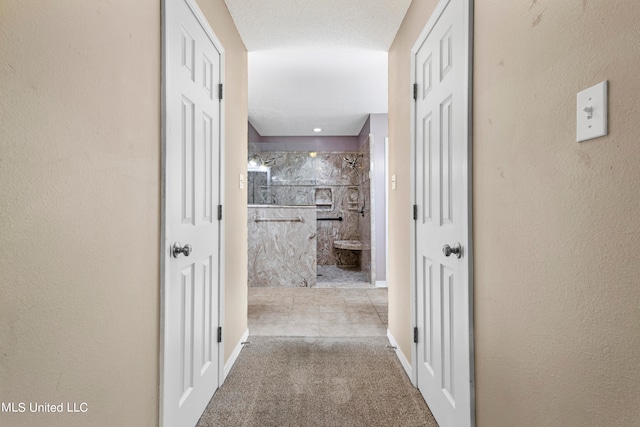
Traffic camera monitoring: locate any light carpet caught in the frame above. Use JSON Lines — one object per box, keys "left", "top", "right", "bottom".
{"left": 196, "top": 336, "right": 438, "bottom": 427}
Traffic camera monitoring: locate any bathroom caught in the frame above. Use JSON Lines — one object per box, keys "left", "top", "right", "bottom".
{"left": 247, "top": 114, "right": 388, "bottom": 289}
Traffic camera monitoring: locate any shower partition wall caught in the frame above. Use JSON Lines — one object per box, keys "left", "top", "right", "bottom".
{"left": 248, "top": 205, "right": 316, "bottom": 287}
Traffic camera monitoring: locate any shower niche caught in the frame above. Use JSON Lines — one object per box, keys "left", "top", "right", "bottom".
{"left": 346, "top": 186, "right": 359, "bottom": 211}
{"left": 314, "top": 187, "right": 333, "bottom": 211}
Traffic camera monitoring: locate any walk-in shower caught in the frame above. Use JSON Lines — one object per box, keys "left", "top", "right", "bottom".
{"left": 247, "top": 148, "right": 374, "bottom": 288}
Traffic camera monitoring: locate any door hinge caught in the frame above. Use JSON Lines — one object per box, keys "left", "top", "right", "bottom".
{"left": 413, "top": 327, "right": 418, "bottom": 343}
{"left": 217, "top": 326, "right": 222, "bottom": 343}
{"left": 217, "top": 205, "right": 222, "bottom": 221}
{"left": 218, "top": 83, "right": 223, "bottom": 100}
{"left": 413, "top": 204, "right": 418, "bottom": 221}
{"left": 413, "top": 83, "right": 417, "bottom": 100}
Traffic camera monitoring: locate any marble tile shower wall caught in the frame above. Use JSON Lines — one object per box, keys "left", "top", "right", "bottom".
{"left": 358, "top": 139, "right": 372, "bottom": 283}
{"left": 248, "top": 205, "right": 317, "bottom": 288}
{"left": 248, "top": 151, "right": 364, "bottom": 268}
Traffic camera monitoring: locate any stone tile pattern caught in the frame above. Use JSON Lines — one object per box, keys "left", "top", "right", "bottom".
{"left": 248, "top": 287, "right": 388, "bottom": 337}
{"left": 247, "top": 150, "right": 368, "bottom": 270}
{"left": 358, "top": 139, "right": 373, "bottom": 283}
{"left": 315, "top": 265, "right": 369, "bottom": 288}
{"left": 248, "top": 206, "right": 317, "bottom": 287}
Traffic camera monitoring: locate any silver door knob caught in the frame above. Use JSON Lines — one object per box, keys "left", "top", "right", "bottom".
{"left": 442, "top": 243, "right": 462, "bottom": 259}
{"left": 172, "top": 242, "right": 192, "bottom": 258}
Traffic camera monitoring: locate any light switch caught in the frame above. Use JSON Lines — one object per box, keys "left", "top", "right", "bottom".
{"left": 577, "top": 81, "right": 608, "bottom": 142}
{"left": 391, "top": 174, "right": 397, "bottom": 190}
{"left": 239, "top": 173, "right": 245, "bottom": 189}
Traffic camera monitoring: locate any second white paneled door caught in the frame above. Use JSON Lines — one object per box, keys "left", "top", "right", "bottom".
{"left": 413, "top": 0, "right": 474, "bottom": 426}
{"left": 162, "top": 0, "right": 223, "bottom": 426}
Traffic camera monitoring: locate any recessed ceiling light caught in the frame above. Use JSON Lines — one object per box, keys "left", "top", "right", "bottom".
{"left": 313, "top": 128, "right": 322, "bottom": 132}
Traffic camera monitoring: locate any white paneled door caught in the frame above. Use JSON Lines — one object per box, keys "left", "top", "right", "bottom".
{"left": 162, "top": 0, "right": 222, "bottom": 426}
{"left": 413, "top": 0, "right": 473, "bottom": 426}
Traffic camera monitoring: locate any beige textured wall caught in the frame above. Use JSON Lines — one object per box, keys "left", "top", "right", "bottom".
{"left": 390, "top": 0, "right": 640, "bottom": 425}
{"left": 387, "top": 0, "right": 438, "bottom": 366}
{"left": 474, "top": 1, "right": 640, "bottom": 425}
{"left": 0, "top": 1, "right": 161, "bottom": 426}
{"left": 0, "top": 1, "right": 247, "bottom": 426}
{"left": 196, "top": 0, "right": 249, "bottom": 364}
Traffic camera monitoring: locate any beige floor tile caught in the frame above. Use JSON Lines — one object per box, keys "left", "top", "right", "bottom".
{"left": 348, "top": 311, "right": 383, "bottom": 324}
{"left": 373, "top": 304, "right": 388, "bottom": 314}
{"left": 314, "top": 289, "right": 339, "bottom": 296}
{"left": 248, "top": 311, "right": 262, "bottom": 321}
{"left": 289, "top": 312, "right": 320, "bottom": 324}
{"left": 366, "top": 289, "right": 388, "bottom": 304}
{"left": 291, "top": 305, "right": 319, "bottom": 315}
{"left": 347, "top": 303, "right": 378, "bottom": 315}
{"left": 248, "top": 287, "right": 273, "bottom": 297}
{"left": 318, "top": 303, "right": 348, "bottom": 313}
{"left": 343, "top": 294, "right": 372, "bottom": 304}
{"left": 265, "top": 296, "right": 294, "bottom": 306}
{"left": 261, "top": 303, "right": 292, "bottom": 314}
{"left": 352, "top": 323, "right": 386, "bottom": 336}
{"left": 319, "top": 324, "right": 356, "bottom": 337}
{"left": 248, "top": 287, "right": 388, "bottom": 338}
{"left": 248, "top": 303, "right": 264, "bottom": 312}
{"left": 319, "top": 311, "right": 351, "bottom": 324}
{"left": 248, "top": 295, "right": 274, "bottom": 304}
{"left": 284, "top": 323, "right": 320, "bottom": 337}
{"left": 250, "top": 323, "right": 288, "bottom": 336}
{"left": 270, "top": 287, "right": 299, "bottom": 294}
{"left": 340, "top": 289, "right": 368, "bottom": 296}
{"left": 293, "top": 296, "right": 320, "bottom": 305}
{"left": 256, "top": 312, "right": 290, "bottom": 324}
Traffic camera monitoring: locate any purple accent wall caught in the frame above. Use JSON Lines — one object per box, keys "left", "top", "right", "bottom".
{"left": 357, "top": 115, "right": 371, "bottom": 149}
{"left": 248, "top": 122, "right": 262, "bottom": 142}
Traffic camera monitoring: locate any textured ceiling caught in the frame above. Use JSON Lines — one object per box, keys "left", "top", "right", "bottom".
{"left": 224, "top": 0, "right": 412, "bottom": 136}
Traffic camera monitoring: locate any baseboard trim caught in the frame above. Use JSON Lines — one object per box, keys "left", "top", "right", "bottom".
{"left": 375, "top": 280, "right": 388, "bottom": 288}
{"left": 223, "top": 328, "right": 249, "bottom": 381}
{"left": 387, "top": 329, "right": 412, "bottom": 381}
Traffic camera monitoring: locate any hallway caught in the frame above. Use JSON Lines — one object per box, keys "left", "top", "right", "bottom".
{"left": 3, "top": 1, "right": 639, "bottom": 426}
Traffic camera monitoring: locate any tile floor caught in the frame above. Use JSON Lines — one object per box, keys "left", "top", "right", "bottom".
{"left": 248, "top": 287, "right": 388, "bottom": 337}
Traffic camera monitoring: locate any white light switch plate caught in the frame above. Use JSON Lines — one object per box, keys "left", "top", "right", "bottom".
{"left": 577, "top": 81, "right": 608, "bottom": 142}
{"left": 239, "top": 173, "right": 245, "bottom": 189}
{"left": 391, "top": 174, "right": 397, "bottom": 190}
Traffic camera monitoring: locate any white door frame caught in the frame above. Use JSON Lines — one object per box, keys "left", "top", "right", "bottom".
{"left": 409, "top": 0, "right": 474, "bottom": 421}
{"left": 160, "top": 0, "right": 226, "bottom": 424}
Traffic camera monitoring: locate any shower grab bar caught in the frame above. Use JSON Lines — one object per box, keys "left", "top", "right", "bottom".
{"left": 317, "top": 216, "right": 343, "bottom": 222}
{"left": 254, "top": 216, "right": 303, "bottom": 222}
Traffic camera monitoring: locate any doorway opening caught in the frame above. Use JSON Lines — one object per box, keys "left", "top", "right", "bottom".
{"left": 246, "top": 120, "right": 389, "bottom": 337}
{"left": 225, "top": 0, "right": 403, "bottom": 339}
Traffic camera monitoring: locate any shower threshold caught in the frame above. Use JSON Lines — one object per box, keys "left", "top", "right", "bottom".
{"left": 315, "top": 265, "right": 373, "bottom": 288}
